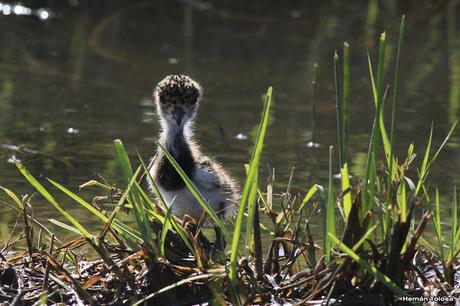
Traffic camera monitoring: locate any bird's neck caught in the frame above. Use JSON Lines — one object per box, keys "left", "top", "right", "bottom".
{"left": 157, "top": 121, "right": 195, "bottom": 190}
{"left": 160, "top": 122, "right": 191, "bottom": 156}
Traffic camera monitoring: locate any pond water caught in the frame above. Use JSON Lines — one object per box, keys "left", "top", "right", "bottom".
{"left": 0, "top": 0, "right": 459, "bottom": 243}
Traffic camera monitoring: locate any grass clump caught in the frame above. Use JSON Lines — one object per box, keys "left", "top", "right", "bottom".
{"left": 1, "top": 15, "right": 460, "bottom": 305}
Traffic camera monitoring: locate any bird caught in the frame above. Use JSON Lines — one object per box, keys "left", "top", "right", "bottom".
{"left": 149, "top": 74, "right": 240, "bottom": 246}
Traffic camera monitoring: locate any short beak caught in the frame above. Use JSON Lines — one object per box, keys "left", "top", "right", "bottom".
{"left": 174, "top": 108, "right": 185, "bottom": 126}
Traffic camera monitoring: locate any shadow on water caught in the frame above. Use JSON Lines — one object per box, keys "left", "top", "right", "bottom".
{"left": 0, "top": 0, "right": 459, "bottom": 240}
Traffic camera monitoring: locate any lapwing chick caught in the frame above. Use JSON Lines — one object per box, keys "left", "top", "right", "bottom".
{"left": 149, "top": 75, "right": 239, "bottom": 248}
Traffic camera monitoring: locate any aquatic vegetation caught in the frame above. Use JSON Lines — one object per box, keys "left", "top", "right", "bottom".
{"left": 1, "top": 15, "right": 460, "bottom": 305}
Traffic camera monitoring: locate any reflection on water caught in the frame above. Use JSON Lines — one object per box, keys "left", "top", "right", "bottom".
{"left": 0, "top": 0, "right": 459, "bottom": 240}
{"left": 0, "top": 1, "right": 53, "bottom": 20}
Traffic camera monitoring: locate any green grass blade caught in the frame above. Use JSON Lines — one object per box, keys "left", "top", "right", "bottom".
{"left": 415, "top": 124, "right": 433, "bottom": 195}
{"left": 341, "top": 163, "right": 352, "bottom": 221}
{"left": 367, "top": 51, "right": 377, "bottom": 103}
{"left": 79, "top": 180, "right": 112, "bottom": 192}
{"left": 159, "top": 205, "right": 174, "bottom": 256}
{"left": 297, "top": 184, "right": 323, "bottom": 213}
{"left": 136, "top": 156, "right": 197, "bottom": 256}
{"left": 0, "top": 186, "right": 23, "bottom": 209}
{"left": 368, "top": 153, "right": 377, "bottom": 212}
{"left": 106, "top": 163, "right": 144, "bottom": 233}
{"left": 256, "top": 186, "right": 270, "bottom": 212}
{"left": 384, "top": 16, "right": 406, "bottom": 228}
{"left": 245, "top": 166, "right": 259, "bottom": 255}
{"left": 434, "top": 188, "right": 442, "bottom": 243}
{"left": 229, "top": 87, "right": 273, "bottom": 283}
{"left": 16, "top": 162, "right": 126, "bottom": 281}
{"left": 416, "top": 121, "right": 457, "bottom": 196}
{"left": 49, "top": 219, "right": 90, "bottom": 237}
{"left": 15, "top": 162, "right": 92, "bottom": 239}
{"left": 426, "top": 121, "right": 458, "bottom": 171}
{"left": 325, "top": 146, "right": 335, "bottom": 263}
{"left": 48, "top": 178, "right": 142, "bottom": 242}
{"left": 343, "top": 42, "right": 350, "bottom": 165}
{"left": 49, "top": 179, "right": 115, "bottom": 224}
{"left": 391, "top": 15, "right": 406, "bottom": 131}
{"left": 387, "top": 15, "right": 406, "bottom": 191}
{"left": 135, "top": 180, "right": 195, "bottom": 256}
{"left": 421, "top": 124, "right": 434, "bottom": 174}
{"left": 135, "top": 182, "right": 165, "bottom": 222}
{"left": 113, "top": 140, "right": 155, "bottom": 252}
{"left": 367, "top": 52, "right": 391, "bottom": 168}
{"left": 329, "top": 233, "right": 406, "bottom": 296}
{"left": 114, "top": 139, "right": 134, "bottom": 182}
{"left": 105, "top": 165, "right": 145, "bottom": 242}
{"left": 128, "top": 189, "right": 156, "bottom": 250}
{"left": 136, "top": 175, "right": 195, "bottom": 255}
{"left": 363, "top": 32, "right": 386, "bottom": 212}
{"left": 138, "top": 154, "right": 168, "bottom": 211}
{"left": 352, "top": 222, "right": 379, "bottom": 252}
{"left": 334, "top": 50, "right": 344, "bottom": 167}
{"left": 169, "top": 220, "right": 195, "bottom": 256}
{"left": 397, "top": 179, "right": 407, "bottom": 223}
{"left": 373, "top": 31, "right": 389, "bottom": 163}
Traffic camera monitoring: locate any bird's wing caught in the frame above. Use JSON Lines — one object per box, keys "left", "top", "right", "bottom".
{"left": 193, "top": 164, "right": 221, "bottom": 192}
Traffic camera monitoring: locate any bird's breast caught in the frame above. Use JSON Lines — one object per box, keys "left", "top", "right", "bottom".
{"left": 155, "top": 139, "right": 195, "bottom": 191}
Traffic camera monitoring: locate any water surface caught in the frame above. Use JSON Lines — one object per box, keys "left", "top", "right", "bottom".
{"left": 0, "top": 0, "right": 459, "bottom": 241}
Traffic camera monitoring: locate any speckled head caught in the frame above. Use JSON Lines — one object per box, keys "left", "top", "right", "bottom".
{"left": 154, "top": 75, "right": 202, "bottom": 128}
